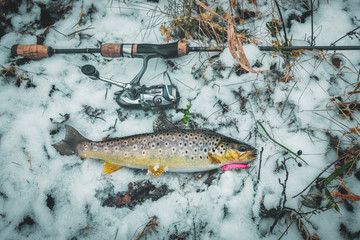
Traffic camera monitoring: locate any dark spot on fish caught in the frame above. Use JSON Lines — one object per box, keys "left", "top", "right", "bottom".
{"left": 212, "top": 148, "right": 216, "bottom": 152}
{"left": 194, "top": 136, "right": 198, "bottom": 140}
{"left": 200, "top": 156, "right": 203, "bottom": 159}
{"left": 191, "top": 156, "right": 194, "bottom": 160}
{"left": 157, "top": 143, "right": 160, "bottom": 146}
{"left": 184, "top": 142, "right": 187, "bottom": 147}
{"left": 204, "top": 149, "right": 207, "bottom": 153}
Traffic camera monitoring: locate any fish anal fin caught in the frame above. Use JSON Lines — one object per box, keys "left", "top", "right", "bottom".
{"left": 148, "top": 165, "right": 165, "bottom": 178}
{"left": 102, "top": 161, "right": 123, "bottom": 174}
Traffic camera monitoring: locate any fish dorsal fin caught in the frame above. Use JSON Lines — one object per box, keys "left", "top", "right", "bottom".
{"left": 102, "top": 161, "right": 123, "bottom": 174}
{"left": 148, "top": 165, "right": 165, "bottom": 178}
{"left": 53, "top": 125, "right": 90, "bottom": 156}
{"left": 64, "top": 125, "right": 89, "bottom": 143}
{"left": 153, "top": 116, "right": 178, "bottom": 132}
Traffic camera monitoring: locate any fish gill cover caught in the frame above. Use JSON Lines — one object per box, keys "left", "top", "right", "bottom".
{"left": 0, "top": 0, "right": 360, "bottom": 239}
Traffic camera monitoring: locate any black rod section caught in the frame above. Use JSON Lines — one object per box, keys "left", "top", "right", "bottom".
{"left": 259, "top": 45, "right": 360, "bottom": 51}
{"left": 189, "top": 46, "right": 224, "bottom": 52}
{"left": 53, "top": 48, "right": 101, "bottom": 54}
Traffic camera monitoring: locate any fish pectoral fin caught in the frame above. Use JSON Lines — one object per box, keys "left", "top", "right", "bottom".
{"left": 102, "top": 161, "right": 123, "bottom": 174}
{"left": 148, "top": 165, "right": 165, "bottom": 178}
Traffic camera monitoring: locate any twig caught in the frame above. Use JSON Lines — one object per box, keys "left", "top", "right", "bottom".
{"left": 114, "top": 227, "right": 119, "bottom": 240}
{"left": 331, "top": 26, "right": 360, "bottom": 46}
{"left": 257, "top": 147, "right": 264, "bottom": 185}
{"left": 134, "top": 216, "right": 159, "bottom": 240}
{"left": 310, "top": 0, "right": 314, "bottom": 46}
{"left": 193, "top": 221, "right": 196, "bottom": 240}
{"left": 26, "top": 152, "right": 32, "bottom": 169}
{"left": 270, "top": 159, "right": 289, "bottom": 233}
{"left": 292, "top": 159, "right": 339, "bottom": 198}
{"left": 273, "top": 0, "right": 289, "bottom": 46}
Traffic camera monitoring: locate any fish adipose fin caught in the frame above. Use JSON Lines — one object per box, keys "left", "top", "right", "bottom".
{"left": 153, "top": 116, "right": 178, "bottom": 132}
{"left": 53, "top": 125, "right": 89, "bottom": 156}
{"left": 148, "top": 165, "right": 165, "bottom": 178}
{"left": 102, "top": 161, "right": 123, "bottom": 174}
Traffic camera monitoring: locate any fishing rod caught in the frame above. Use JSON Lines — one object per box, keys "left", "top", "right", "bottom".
{"left": 11, "top": 42, "right": 360, "bottom": 60}
{"left": 10, "top": 41, "right": 360, "bottom": 110}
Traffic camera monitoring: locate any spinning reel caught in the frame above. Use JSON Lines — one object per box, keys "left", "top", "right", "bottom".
{"left": 81, "top": 55, "right": 180, "bottom": 110}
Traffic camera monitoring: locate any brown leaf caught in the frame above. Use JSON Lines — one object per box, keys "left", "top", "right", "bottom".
{"left": 227, "top": 17, "right": 266, "bottom": 74}
{"left": 331, "top": 191, "right": 360, "bottom": 201}
{"left": 36, "top": 26, "right": 51, "bottom": 45}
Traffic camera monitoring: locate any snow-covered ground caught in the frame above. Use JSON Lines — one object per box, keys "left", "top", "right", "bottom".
{"left": 0, "top": 0, "right": 359, "bottom": 239}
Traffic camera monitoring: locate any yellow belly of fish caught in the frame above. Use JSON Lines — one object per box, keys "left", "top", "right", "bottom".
{"left": 81, "top": 150, "right": 218, "bottom": 176}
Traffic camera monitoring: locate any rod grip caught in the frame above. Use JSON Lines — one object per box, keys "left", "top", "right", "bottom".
{"left": 11, "top": 44, "right": 53, "bottom": 59}
{"left": 100, "top": 43, "right": 122, "bottom": 58}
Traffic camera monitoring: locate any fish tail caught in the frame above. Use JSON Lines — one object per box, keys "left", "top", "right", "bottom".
{"left": 53, "top": 125, "right": 89, "bottom": 156}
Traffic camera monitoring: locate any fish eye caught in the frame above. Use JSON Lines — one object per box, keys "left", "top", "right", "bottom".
{"left": 238, "top": 145, "right": 247, "bottom": 152}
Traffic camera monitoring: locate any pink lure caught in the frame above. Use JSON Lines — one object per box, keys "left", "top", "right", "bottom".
{"left": 221, "top": 163, "right": 249, "bottom": 171}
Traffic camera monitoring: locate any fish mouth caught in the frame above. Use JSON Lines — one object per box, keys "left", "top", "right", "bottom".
{"left": 239, "top": 150, "right": 257, "bottom": 161}
{"left": 229, "top": 150, "right": 257, "bottom": 164}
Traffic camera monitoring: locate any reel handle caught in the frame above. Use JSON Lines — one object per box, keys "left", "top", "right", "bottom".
{"left": 81, "top": 64, "right": 99, "bottom": 80}
{"left": 80, "top": 64, "right": 129, "bottom": 90}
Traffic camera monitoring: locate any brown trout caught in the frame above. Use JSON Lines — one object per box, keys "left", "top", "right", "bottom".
{"left": 53, "top": 125, "right": 256, "bottom": 177}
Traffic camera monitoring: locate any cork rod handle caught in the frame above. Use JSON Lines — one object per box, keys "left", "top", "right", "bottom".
{"left": 100, "top": 43, "right": 122, "bottom": 58}
{"left": 11, "top": 44, "right": 53, "bottom": 59}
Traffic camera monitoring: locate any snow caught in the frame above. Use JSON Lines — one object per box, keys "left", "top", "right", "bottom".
{"left": 1, "top": 0, "right": 360, "bottom": 239}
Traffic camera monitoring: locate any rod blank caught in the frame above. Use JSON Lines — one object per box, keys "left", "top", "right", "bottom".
{"left": 259, "top": 45, "right": 360, "bottom": 51}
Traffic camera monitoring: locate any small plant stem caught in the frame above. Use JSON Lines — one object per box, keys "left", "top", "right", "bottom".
{"left": 257, "top": 147, "right": 264, "bottom": 185}
{"left": 257, "top": 121, "right": 307, "bottom": 164}
{"left": 331, "top": 25, "right": 360, "bottom": 46}
{"left": 292, "top": 159, "right": 338, "bottom": 198}
{"left": 310, "top": 0, "right": 314, "bottom": 46}
{"left": 273, "top": 0, "right": 289, "bottom": 46}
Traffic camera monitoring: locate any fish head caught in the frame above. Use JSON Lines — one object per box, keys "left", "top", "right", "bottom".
{"left": 210, "top": 139, "right": 257, "bottom": 165}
